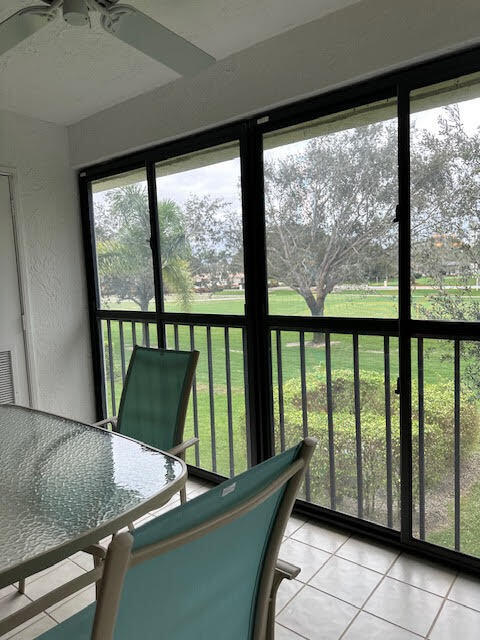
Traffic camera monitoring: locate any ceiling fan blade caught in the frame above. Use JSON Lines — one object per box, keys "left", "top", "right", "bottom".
{"left": 0, "top": 7, "right": 52, "bottom": 57}
{"left": 102, "top": 5, "right": 215, "bottom": 76}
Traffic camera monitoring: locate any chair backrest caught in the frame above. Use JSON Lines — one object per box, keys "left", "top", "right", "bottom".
{"left": 116, "top": 346, "right": 199, "bottom": 451}
{"left": 94, "top": 438, "right": 316, "bottom": 640}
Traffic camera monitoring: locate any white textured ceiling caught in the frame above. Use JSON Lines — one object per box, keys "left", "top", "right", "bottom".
{"left": 0, "top": 0, "right": 361, "bottom": 125}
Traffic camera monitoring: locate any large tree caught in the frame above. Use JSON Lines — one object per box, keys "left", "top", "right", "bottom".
{"left": 411, "top": 105, "right": 480, "bottom": 292}
{"left": 264, "top": 122, "right": 398, "bottom": 325}
{"left": 410, "top": 105, "right": 480, "bottom": 393}
{"left": 183, "top": 194, "right": 243, "bottom": 292}
{"left": 95, "top": 185, "right": 192, "bottom": 311}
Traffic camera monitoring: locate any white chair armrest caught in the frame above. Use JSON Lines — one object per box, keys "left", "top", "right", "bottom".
{"left": 93, "top": 416, "right": 118, "bottom": 430}
{"left": 275, "top": 558, "right": 301, "bottom": 581}
{"left": 168, "top": 437, "right": 199, "bottom": 457}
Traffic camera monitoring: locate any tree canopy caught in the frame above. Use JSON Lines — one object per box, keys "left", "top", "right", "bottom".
{"left": 95, "top": 185, "right": 192, "bottom": 311}
{"left": 94, "top": 104, "right": 480, "bottom": 343}
{"left": 264, "top": 122, "right": 398, "bottom": 317}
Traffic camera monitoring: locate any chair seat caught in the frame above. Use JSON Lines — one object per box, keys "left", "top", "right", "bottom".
{"left": 37, "top": 603, "right": 95, "bottom": 640}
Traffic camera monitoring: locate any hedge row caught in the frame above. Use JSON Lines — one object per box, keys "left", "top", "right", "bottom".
{"left": 276, "top": 368, "right": 479, "bottom": 523}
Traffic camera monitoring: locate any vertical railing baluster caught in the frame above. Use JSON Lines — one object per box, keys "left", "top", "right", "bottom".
{"left": 144, "top": 322, "right": 150, "bottom": 347}
{"left": 206, "top": 326, "right": 217, "bottom": 473}
{"left": 454, "top": 339, "right": 461, "bottom": 551}
{"left": 119, "top": 321, "right": 126, "bottom": 382}
{"left": 353, "top": 334, "right": 363, "bottom": 519}
{"left": 189, "top": 325, "right": 200, "bottom": 467}
{"left": 299, "top": 331, "right": 311, "bottom": 502}
{"left": 224, "top": 327, "right": 235, "bottom": 477}
{"left": 174, "top": 324, "right": 179, "bottom": 350}
{"left": 106, "top": 319, "right": 116, "bottom": 416}
{"left": 325, "top": 333, "right": 336, "bottom": 511}
{"left": 131, "top": 322, "right": 137, "bottom": 347}
{"left": 384, "top": 336, "right": 393, "bottom": 529}
{"left": 418, "top": 337, "right": 425, "bottom": 540}
{"left": 242, "top": 328, "right": 252, "bottom": 468}
{"left": 164, "top": 324, "right": 170, "bottom": 349}
{"left": 276, "top": 330, "right": 286, "bottom": 453}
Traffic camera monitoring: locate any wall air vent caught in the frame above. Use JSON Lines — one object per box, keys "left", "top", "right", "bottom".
{"left": 0, "top": 350, "right": 15, "bottom": 404}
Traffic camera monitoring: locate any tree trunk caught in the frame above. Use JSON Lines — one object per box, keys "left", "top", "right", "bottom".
{"left": 305, "top": 295, "right": 326, "bottom": 344}
{"left": 139, "top": 299, "right": 150, "bottom": 312}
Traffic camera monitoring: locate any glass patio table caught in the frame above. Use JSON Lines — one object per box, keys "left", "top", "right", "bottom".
{"left": 0, "top": 404, "right": 186, "bottom": 589}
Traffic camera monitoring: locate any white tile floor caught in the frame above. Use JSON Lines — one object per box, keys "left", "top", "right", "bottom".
{"left": 1, "top": 480, "right": 480, "bottom": 639}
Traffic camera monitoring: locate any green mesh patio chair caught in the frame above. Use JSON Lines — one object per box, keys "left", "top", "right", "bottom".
{"left": 95, "top": 345, "right": 199, "bottom": 504}
{"left": 2, "top": 438, "right": 316, "bottom": 640}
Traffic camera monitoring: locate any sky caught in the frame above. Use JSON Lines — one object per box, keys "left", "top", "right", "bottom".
{"left": 156, "top": 156, "right": 241, "bottom": 209}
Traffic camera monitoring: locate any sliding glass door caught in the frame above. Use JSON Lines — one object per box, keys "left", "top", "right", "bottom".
{"left": 79, "top": 48, "right": 480, "bottom": 574}
{"left": 263, "top": 96, "right": 400, "bottom": 528}
{"left": 409, "top": 73, "right": 480, "bottom": 557}
{"left": 87, "top": 135, "right": 253, "bottom": 478}
{"left": 154, "top": 142, "right": 249, "bottom": 476}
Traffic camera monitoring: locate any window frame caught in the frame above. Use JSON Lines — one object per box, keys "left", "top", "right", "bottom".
{"left": 79, "top": 44, "right": 480, "bottom": 577}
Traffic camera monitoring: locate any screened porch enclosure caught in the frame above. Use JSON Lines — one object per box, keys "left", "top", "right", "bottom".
{"left": 80, "top": 53, "right": 480, "bottom": 577}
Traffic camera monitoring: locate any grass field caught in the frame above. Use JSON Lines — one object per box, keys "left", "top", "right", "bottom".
{"left": 101, "top": 286, "right": 480, "bottom": 556}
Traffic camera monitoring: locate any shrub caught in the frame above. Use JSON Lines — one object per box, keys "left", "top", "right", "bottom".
{"left": 276, "top": 367, "right": 480, "bottom": 525}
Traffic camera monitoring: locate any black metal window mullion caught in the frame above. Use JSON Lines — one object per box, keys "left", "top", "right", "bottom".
{"left": 145, "top": 160, "right": 166, "bottom": 349}
{"left": 397, "top": 83, "right": 413, "bottom": 545}
{"left": 79, "top": 175, "right": 107, "bottom": 419}
{"left": 240, "top": 121, "right": 274, "bottom": 467}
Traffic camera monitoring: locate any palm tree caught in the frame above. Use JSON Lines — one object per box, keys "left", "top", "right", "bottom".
{"left": 157, "top": 199, "right": 192, "bottom": 310}
{"left": 96, "top": 184, "right": 192, "bottom": 311}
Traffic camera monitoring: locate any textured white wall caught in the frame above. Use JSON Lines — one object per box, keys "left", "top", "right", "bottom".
{"left": 0, "top": 109, "right": 94, "bottom": 421}
{"left": 69, "top": 0, "right": 480, "bottom": 167}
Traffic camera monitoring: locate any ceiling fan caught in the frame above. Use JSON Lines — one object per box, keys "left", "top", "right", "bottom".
{"left": 0, "top": 0, "right": 215, "bottom": 75}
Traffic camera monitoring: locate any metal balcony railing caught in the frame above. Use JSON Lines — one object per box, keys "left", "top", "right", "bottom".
{"left": 102, "top": 316, "right": 475, "bottom": 552}
{"left": 102, "top": 317, "right": 250, "bottom": 478}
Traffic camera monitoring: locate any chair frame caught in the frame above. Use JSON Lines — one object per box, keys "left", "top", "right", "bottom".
{"left": 94, "top": 346, "right": 199, "bottom": 504}
{"left": 2, "top": 438, "right": 316, "bottom": 640}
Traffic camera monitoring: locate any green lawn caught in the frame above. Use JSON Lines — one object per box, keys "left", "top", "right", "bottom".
{"left": 428, "top": 481, "right": 480, "bottom": 557}
{"left": 101, "top": 285, "right": 480, "bottom": 317}
{"left": 101, "top": 287, "right": 480, "bottom": 556}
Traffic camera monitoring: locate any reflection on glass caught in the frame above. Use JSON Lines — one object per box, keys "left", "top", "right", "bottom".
{"left": 411, "top": 73, "right": 480, "bottom": 322}
{"left": 155, "top": 143, "right": 244, "bottom": 314}
{"left": 264, "top": 98, "right": 398, "bottom": 321}
{"left": 92, "top": 169, "right": 155, "bottom": 311}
